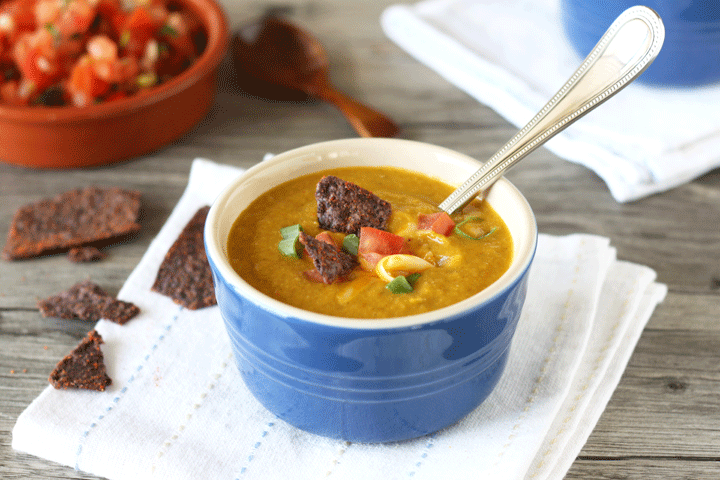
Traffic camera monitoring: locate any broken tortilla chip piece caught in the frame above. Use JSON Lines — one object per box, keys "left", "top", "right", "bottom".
{"left": 299, "top": 231, "right": 357, "bottom": 284}
{"left": 37, "top": 280, "right": 140, "bottom": 325}
{"left": 49, "top": 329, "right": 112, "bottom": 391}
{"left": 151, "top": 206, "right": 216, "bottom": 310}
{"left": 2, "top": 186, "right": 141, "bottom": 261}
{"left": 315, "top": 176, "right": 391, "bottom": 235}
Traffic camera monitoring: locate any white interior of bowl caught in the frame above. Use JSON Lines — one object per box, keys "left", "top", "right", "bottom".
{"left": 206, "top": 138, "right": 537, "bottom": 330}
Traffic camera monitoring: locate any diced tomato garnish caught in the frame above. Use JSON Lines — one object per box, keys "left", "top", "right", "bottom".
{"left": 358, "top": 251, "right": 384, "bottom": 271}
{"left": 358, "top": 227, "right": 407, "bottom": 256}
{"left": 114, "top": 55, "right": 138, "bottom": 84}
{"left": 0, "top": 0, "right": 202, "bottom": 106}
{"left": 67, "top": 55, "right": 110, "bottom": 105}
{"left": 2, "top": 0, "right": 36, "bottom": 34}
{"left": 121, "top": 7, "right": 158, "bottom": 58}
{"left": 147, "top": 3, "right": 169, "bottom": 26}
{"left": 18, "top": 46, "right": 59, "bottom": 90}
{"left": 418, "top": 212, "right": 456, "bottom": 236}
{"left": 56, "top": 0, "right": 96, "bottom": 37}
{"left": 162, "top": 11, "right": 195, "bottom": 59}
{"left": 95, "top": 0, "right": 125, "bottom": 37}
{"left": 314, "top": 231, "right": 338, "bottom": 248}
{"left": 0, "top": 79, "right": 24, "bottom": 104}
{"left": 34, "top": 0, "right": 61, "bottom": 26}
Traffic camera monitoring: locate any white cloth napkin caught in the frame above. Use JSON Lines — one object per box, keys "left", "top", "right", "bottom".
{"left": 380, "top": 0, "right": 720, "bottom": 202}
{"left": 13, "top": 158, "right": 667, "bottom": 480}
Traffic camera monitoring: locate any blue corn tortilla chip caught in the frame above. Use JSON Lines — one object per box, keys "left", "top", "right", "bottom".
{"left": 49, "top": 329, "right": 112, "bottom": 391}
{"left": 2, "top": 186, "right": 141, "bottom": 261}
{"left": 315, "top": 176, "right": 391, "bottom": 234}
{"left": 299, "top": 232, "right": 357, "bottom": 284}
{"left": 151, "top": 206, "right": 216, "bottom": 310}
{"left": 38, "top": 280, "right": 140, "bottom": 325}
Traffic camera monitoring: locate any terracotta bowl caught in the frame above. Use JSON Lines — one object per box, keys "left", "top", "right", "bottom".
{"left": 0, "top": 0, "right": 228, "bottom": 169}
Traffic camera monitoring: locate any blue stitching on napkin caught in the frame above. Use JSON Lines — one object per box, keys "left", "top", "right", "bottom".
{"left": 407, "top": 434, "right": 435, "bottom": 477}
{"left": 235, "top": 421, "right": 276, "bottom": 477}
{"left": 74, "top": 308, "right": 183, "bottom": 471}
{"left": 151, "top": 352, "right": 234, "bottom": 473}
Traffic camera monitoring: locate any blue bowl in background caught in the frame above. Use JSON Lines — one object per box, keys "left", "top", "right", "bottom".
{"left": 205, "top": 139, "right": 537, "bottom": 443}
{"left": 562, "top": 0, "right": 720, "bottom": 87}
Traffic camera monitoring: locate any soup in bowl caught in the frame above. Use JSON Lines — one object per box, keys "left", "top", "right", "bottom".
{"left": 204, "top": 138, "right": 537, "bottom": 442}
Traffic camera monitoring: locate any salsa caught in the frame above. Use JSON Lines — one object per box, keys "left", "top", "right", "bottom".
{"left": 0, "top": 0, "right": 205, "bottom": 106}
{"left": 227, "top": 167, "right": 514, "bottom": 319}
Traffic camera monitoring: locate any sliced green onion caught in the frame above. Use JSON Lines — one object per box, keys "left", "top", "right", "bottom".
{"left": 454, "top": 216, "right": 497, "bottom": 240}
{"left": 136, "top": 72, "right": 157, "bottom": 89}
{"left": 278, "top": 237, "right": 301, "bottom": 258}
{"left": 44, "top": 23, "right": 59, "bottom": 38}
{"left": 342, "top": 234, "right": 359, "bottom": 256}
{"left": 406, "top": 272, "right": 421, "bottom": 285}
{"left": 280, "top": 224, "right": 303, "bottom": 239}
{"left": 386, "top": 275, "right": 414, "bottom": 294}
{"left": 119, "top": 30, "right": 130, "bottom": 47}
{"left": 278, "top": 224, "right": 303, "bottom": 258}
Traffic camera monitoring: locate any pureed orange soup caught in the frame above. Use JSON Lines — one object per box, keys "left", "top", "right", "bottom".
{"left": 227, "top": 166, "right": 513, "bottom": 318}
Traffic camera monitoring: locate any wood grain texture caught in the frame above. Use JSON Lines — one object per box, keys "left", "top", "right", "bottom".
{"left": 1, "top": 0, "right": 719, "bottom": 478}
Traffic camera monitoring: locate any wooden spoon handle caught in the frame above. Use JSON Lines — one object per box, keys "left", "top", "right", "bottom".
{"left": 316, "top": 87, "right": 400, "bottom": 138}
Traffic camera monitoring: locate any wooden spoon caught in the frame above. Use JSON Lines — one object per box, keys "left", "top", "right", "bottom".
{"left": 232, "top": 16, "right": 400, "bottom": 138}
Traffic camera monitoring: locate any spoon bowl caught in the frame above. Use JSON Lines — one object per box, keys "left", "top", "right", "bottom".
{"left": 233, "top": 16, "right": 400, "bottom": 138}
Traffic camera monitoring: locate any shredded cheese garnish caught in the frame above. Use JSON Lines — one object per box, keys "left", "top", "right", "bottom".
{"left": 374, "top": 254, "right": 433, "bottom": 283}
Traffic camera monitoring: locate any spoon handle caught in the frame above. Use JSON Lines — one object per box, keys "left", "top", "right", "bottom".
{"left": 317, "top": 87, "right": 401, "bottom": 138}
{"left": 438, "top": 6, "right": 664, "bottom": 214}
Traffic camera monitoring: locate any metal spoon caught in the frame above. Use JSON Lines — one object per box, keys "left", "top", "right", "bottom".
{"left": 232, "top": 15, "right": 401, "bottom": 138}
{"left": 438, "top": 6, "right": 665, "bottom": 214}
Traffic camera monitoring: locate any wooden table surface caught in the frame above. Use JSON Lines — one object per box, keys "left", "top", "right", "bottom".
{"left": 1, "top": 1, "right": 719, "bottom": 478}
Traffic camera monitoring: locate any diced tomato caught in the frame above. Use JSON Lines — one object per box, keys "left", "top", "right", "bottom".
{"left": 90, "top": 57, "right": 115, "bottom": 81}
{"left": 12, "top": 29, "right": 62, "bottom": 90}
{"left": 114, "top": 55, "right": 138, "bottom": 84}
{"left": 314, "top": 231, "right": 338, "bottom": 248}
{"left": 55, "top": 35, "right": 85, "bottom": 75}
{"left": 0, "top": 0, "right": 202, "bottom": 106}
{"left": 358, "top": 251, "right": 384, "bottom": 271}
{"left": 358, "top": 227, "right": 407, "bottom": 256}
{"left": 67, "top": 55, "right": 110, "bottom": 105}
{"left": 0, "top": 79, "right": 24, "bottom": 104}
{"left": 162, "top": 11, "right": 194, "bottom": 58}
{"left": 121, "top": 7, "right": 158, "bottom": 58}
{"left": 56, "top": 0, "right": 96, "bottom": 37}
{"left": 34, "top": 0, "right": 61, "bottom": 25}
{"left": 147, "top": 3, "right": 169, "bottom": 26}
{"left": 418, "top": 212, "right": 456, "bottom": 236}
{"left": 17, "top": 46, "right": 59, "bottom": 91}
{"left": 95, "top": 0, "right": 125, "bottom": 37}
{"left": 2, "top": 0, "right": 36, "bottom": 35}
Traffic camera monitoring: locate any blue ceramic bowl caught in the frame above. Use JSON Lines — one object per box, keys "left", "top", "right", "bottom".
{"left": 204, "top": 138, "right": 537, "bottom": 443}
{"left": 562, "top": 0, "right": 720, "bottom": 87}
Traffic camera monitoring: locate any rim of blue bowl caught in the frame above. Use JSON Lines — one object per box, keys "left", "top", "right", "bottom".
{"left": 205, "top": 138, "right": 538, "bottom": 331}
